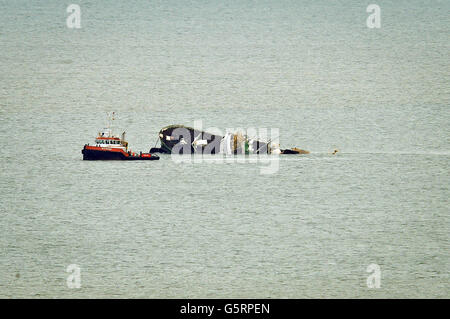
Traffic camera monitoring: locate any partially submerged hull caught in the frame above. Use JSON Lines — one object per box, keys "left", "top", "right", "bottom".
{"left": 155, "top": 125, "right": 270, "bottom": 155}
{"left": 156, "top": 125, "right": 223, "bottom": 154}
{"left": 153, "top": 125, "right": 307, "bottom": 155}
{"left": 82, "top": 145, "right": 159, "bottom": 160}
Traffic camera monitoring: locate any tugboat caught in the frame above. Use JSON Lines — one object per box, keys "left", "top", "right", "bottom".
{"left": 82, "top": 112, "right": 159, "bottom": 161}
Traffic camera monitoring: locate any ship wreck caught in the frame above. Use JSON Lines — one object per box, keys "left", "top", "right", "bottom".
{"left": 150, "top": 125, "right": 309, "bottom": 155}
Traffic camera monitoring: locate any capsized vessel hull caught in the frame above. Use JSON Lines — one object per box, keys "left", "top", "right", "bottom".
{"left": 153, "top": 124, "right": 309, "bottom": 155}
{"left": 155, "top": 125, "right": 270, "bottom": 155}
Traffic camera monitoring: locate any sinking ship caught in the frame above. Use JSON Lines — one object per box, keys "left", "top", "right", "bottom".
{"left": 150, "top": 124, "right": 309, "bottom": 155}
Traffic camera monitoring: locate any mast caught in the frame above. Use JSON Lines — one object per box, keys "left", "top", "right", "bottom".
{"left": 104, "top": 111, "right": 116, "bottom": 136}
{"left": 111, "top": 111, "right": 115, "bottom": 136}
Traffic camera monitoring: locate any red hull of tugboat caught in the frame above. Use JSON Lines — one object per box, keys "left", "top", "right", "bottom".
{"left": 82, "top": 145, "right": 159, "bottom": 161}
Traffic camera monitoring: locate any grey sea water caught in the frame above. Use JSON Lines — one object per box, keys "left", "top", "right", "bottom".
{"left": 0, "top": 0, "right": 449, "bottom": 298}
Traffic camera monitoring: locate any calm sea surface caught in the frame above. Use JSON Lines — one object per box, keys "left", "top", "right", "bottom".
{"left": 0, "top": 0, "right": 448, "bottom": 298}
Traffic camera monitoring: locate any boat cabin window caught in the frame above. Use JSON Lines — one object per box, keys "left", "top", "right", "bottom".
{"left": 96, "top": 139, "right": 121, "bottom": 144}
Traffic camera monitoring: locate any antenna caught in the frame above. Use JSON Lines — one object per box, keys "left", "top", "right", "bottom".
{"left": 111, "top": 111, "right": 115, "bottom": 136}
{"left": 105, "top": 111, "right": 109, "bottom": 130}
